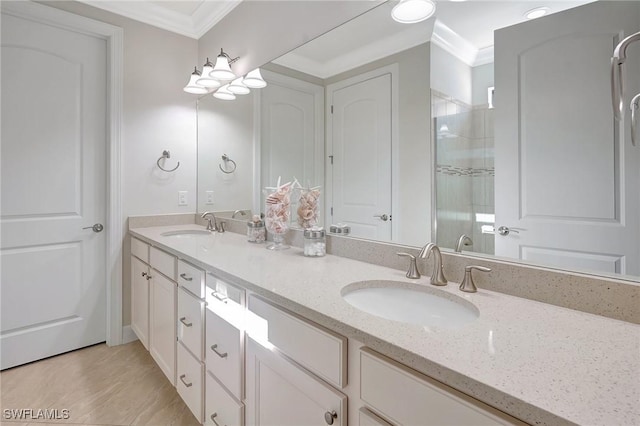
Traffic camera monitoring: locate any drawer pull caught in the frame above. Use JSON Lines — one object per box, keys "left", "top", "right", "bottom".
{"left": 324, "top": 410, "right": 337, "bottom": 425}
{"left": 212, "top": 291, "right": 228, "bottom": 303}
{"left": 179, "top": 317, "right": 193, "bottom": 327}
{"left": 179, "top": 374, "right": 192, "bottom": 388}
{"left": 210, "top": 413, "right": 221, "bottom": 426}
{"left": 180, "top": 273, "right": 193, "bottom": 281}
{"left": 210, "top": 344, "right": 228, "bottom": 358}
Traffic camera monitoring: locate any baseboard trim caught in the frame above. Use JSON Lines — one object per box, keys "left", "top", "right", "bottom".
{"left": 122, "top": 325, "right": 138, "bottom": 344}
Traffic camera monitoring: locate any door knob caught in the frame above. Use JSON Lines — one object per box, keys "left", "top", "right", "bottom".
{"left": 83, "top": 223, "right": 104, "bottom": 233}
{"left": 373, "top": 214, "right": 389, "bottom": 221}
{"left": 497, "top": 226, "right": 519, "bottom": 236}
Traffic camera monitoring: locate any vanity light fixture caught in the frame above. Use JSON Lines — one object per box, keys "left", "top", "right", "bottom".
{"left": 243, "top": 68, "right": 267, "bottom": 89}
{"left": 195, "top": 57, "right": 221, "bottom": 88}
{"left": 391, "top": 0, "right": 436, "bottom": 24}
{"left": 228, "top": 77, "right": 251, "bottom": 95}
{"left": 524, "top": 7, "right": 549, "bottom": 20}
{"left": 210, "top": 48, "right": 238, "bottom": 81}
{"left": 213, "top": 84, "right": 236, "bottom": 101}
{"left": 183, "top": 67, "right": 209, "bottom": 95}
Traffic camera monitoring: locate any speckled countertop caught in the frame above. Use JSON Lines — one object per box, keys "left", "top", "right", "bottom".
{"left": 130, "top": 225, "right": 640, "bottom": 426}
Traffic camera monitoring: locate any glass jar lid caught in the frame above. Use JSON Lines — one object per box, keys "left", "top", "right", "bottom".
{"left": 304, "top": 227, "right": 325, "bottom": 238}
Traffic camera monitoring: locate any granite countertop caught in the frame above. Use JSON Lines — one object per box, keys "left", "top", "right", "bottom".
{"left": 130, "top": 224, "right": 640, "bottom": 426}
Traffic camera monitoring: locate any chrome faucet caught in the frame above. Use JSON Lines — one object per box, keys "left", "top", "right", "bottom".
{"left": 232, "top": 209, "right": 247, "bottom": 219}
{"left": 201, "top": 211, "right": 218, "bottom": 232}
{"left": 418, "top": 243, "right": 448, "bottom": 286}
{"left": 455, "top": 234, "right": 473, "bottom": 253}
{"left": 459, "top": 265, "right": 491, "bottom": 293}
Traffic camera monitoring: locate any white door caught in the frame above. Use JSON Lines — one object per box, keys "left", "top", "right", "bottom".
{"left": 260, "top": 71, "right": 324, "bottom": 216}
{"left": 494, "top": 1, "right": 640, "bottom": 276}
{"left": 0, "top": 10, "right": 107, "bottom": 369}
{"left": 245, "top": 337, "right": 347, "bottom": 426}
{"left": 329, "top": 73, "right": 392, "bottom": 240}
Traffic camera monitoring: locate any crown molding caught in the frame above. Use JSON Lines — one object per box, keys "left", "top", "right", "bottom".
{"left": 431, "top": 19, "right": 494, "bottom": 67}
{"left": 76, "top": 0, "right": 241, "bottom": 39}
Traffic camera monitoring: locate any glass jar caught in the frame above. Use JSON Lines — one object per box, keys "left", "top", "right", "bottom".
{"left": 303, "top": 227, "right": 326, "bottom": 257}
{"left": 247, "top": 219, "right": 266, "bottom": 243}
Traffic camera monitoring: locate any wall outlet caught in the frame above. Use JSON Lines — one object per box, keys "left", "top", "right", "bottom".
{"left": 205, "top": 191, "right": 214, "bottom": 205}
{"left": 178, "top": 191, "right": 188, "bottom": 206}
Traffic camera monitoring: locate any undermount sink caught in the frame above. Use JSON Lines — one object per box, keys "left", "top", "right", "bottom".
{"left": 160, "top": 229, "right": 212, "bottom": 237}
{"left": 341, "top": 281, "right": 479, "bottom": 329}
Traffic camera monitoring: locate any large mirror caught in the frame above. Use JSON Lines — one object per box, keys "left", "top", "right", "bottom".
{"left": 197, "top": 0, "right": 640, "bottom": 281}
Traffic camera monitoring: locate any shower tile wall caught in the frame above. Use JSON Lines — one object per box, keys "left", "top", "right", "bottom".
{"left": 432, "top": 90, "right": 495, "bottom": 255}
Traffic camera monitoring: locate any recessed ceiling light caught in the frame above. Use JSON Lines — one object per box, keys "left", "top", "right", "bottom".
{"left": 391, "top": 0, "right": 436, "bottom": 24}
{"left": 525, "top": 7, "right": 549, "bottom": 20}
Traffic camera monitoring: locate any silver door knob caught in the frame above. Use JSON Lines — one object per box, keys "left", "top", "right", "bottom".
{"left": 497, "top": 226, "right": 519, "bottom": 236}
{"left": 83, "top": 223, "right": 104, "bottom": 233}
{"left": 373, "top": 214, "right": 389, "bottom": 221}
{"left": 324, "top": 410, "right": 337, "bottom": 425}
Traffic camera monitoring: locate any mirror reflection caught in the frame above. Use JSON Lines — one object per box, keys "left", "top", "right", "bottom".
{"left": 197, "top": 0, "right": 640, "bottom": 280}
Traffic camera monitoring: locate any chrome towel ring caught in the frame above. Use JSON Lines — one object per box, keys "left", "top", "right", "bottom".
{"left": 157, "top": 150, "right": 180, "bottom": 172}
{"left": 219, "top": 154, "right": 237, "bottom": 174}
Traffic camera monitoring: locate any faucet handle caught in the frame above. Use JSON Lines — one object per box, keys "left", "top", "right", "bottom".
{"left": 459, "top": 265, "right": 491, "bottom": 293}
{"left": 217, "top": 220, "right": 226, "bottom": 233}
{"left": 397, "top": 252, "right": 420, "bottom": 279}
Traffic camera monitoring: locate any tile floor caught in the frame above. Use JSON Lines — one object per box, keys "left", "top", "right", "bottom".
{"left": 0, "top": 341, "right": 198, "bottom": 425}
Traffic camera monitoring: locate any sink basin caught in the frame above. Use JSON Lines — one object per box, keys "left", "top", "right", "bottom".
{"left": 341, "top": 281, "right": 479, "bottom": 328}
{"left": 160, "top": 229, "right": 211, "bottom": 237}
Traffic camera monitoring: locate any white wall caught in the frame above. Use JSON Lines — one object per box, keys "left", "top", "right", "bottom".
{"left": 472, "top": 63, "right": 494, "bottom": 106}
{"left": 39, "top": 1, "right": 198, "bottom": 326}
{"left": 430, "top": 44, "right": 472, "bottom": 106}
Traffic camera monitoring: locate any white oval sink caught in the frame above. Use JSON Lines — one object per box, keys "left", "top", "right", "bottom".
{"left": 161, "top": 229, "right": 211, "bottom": 237}
{"left": 342, "top": 281, "right": 479, "bottom": 329}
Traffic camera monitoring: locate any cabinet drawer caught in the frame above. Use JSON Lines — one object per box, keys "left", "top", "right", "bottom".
{"left": 248, "top": 295, "right": 347, "bottom": 388}
{"left": 177, "top": 342, "right": 204, "bottom": 423}
{"left": 206, "top": 308, "right": 243, "bottom": 400}
{"left": 359, "top": 408, "right": 393, "bottom": 426}
{"left": 206, "top": 273, "right": 244, "bottom": 305}
{"left": 205, "top": 372, "right": 244, "bottom": 426}
{"left": 150, "top": 246, "right": 176, "bottom": 280}
{"left": 131, "top": 237, "right": 149, "bottom": 263}
{"left": 360, "top": 348, "right": 525, "bottom": 426}
{"left": 178, "top": 260, "right": 205, "bottom": 298}
{"left": 178, "top": 287, "right": 205, "bottom": 361}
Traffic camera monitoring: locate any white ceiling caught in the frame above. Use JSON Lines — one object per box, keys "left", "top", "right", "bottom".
{"left": 77, "top": 0, "right": 242, "bottom": 39}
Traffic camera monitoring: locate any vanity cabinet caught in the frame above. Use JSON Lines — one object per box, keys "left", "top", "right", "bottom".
{"left": 131, "top": 248, "right": 150, "bottom": 350}
{"left": 245, "top": 337, "right": 347, "bottom": 426}
{"left": 359, "top": 348, "right": 525, "bottom": 426}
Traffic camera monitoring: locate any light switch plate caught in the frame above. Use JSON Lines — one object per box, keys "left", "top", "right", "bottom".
{"left": 205, "top": 191, "right": 214, "bottom": 205}
{"left": 178, "top": 191, "right": 188, "bottom": 206}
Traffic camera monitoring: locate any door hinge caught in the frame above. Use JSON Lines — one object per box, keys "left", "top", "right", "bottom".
{"left": 330, "top": 207, "right": 334, "bottom": 216}
{"left": 330, "top": 105, "right": 333, "bottom": 114}
{"left": 328, "top": 155, "right": 334, "bottom": 165}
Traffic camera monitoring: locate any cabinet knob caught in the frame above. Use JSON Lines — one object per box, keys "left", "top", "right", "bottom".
{"left": 324, "top": 410, "right": 337, "bottom": 425}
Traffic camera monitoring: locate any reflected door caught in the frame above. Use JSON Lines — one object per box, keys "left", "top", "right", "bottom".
{"left": 494, "top": 1, "right": 640, "bottom": 275}
{"left": 0, "top": 9, "right": 107, "bottom": 369}
{"left": 329, "top": 73, "right": 392, "bottom": 240}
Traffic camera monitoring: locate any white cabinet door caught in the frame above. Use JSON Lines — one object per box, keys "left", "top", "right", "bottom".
{"left": 245, "top": 337, "right": 347, "bottom": 426}
{"left": 131, "top": 256, "right": 150, "bottom": 350}
{"left": 150, "top": 271, "right": 176, "bottom": 385}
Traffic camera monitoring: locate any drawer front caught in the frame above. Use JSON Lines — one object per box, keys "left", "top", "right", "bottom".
{"left": 359, "top": 408, "right": 394, "bottom": 426}
{"left": 150, "top": 246, "right": 176, "bottom": 280}
{"left": 177, "top": 342, "right": 204, "bottom": 423}
{"left": 178, "top": 260, "right": 205, "bottom": 298}
{"left": 206, "top": 273, "right": 244, "bottom": 305}
{"left": 248, "top": 295, "right": 347, "bottom": 388}
{"left": 360, "top": 348, "right": 525, "bottom": 426}
{"left": 205, "top": 308, "right": 243, "bottom": 400}
{"left": 178, "top": 287, "right": 205, "bottom": 361}
{"left": 131, "top": 237, "right": 149, "bottom": 263}
{"left": 205, "top": 372, "right": 244, "bottom": 426}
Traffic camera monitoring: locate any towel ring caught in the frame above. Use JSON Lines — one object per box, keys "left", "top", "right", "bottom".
{"left": 157, "top": 150, "right": 180, "bottom": 172}
{"left": 219, "top": 154, "right": 237, "bottom": 174}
